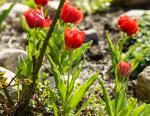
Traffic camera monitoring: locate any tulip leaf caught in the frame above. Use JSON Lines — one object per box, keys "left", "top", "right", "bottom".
{"left": 65, "top": 73, "right": 98, "bottom": 114}
{"left": 98, "top": 78, "right": 114, "bottom": 116}
{"left": 0, "top": 1, "right": 16, "bottom": 25}
{"left": 132, "top": 103, "right": 146, "bottom": 116}
{"left": 49, "top": 89, "right": 59, "bottom": 116}
{"left": 47, "top": 55, "right": 66, "bottom": 104}
{"left": 118, "top": 98, "right": 137, "bottom": 116}
{"left": 67, "top": 65, "right": 83, "bottom": 99}
{"left": 75, "top": 94, "right": 96, "bottom": 116}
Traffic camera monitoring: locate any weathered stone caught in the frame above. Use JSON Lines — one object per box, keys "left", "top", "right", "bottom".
{"left": 46, "top": 1, "right": 59, "bottom": 19}
{"left": 84, "top": 29, "right": 100, "bottom": 45}
{"left": 0, "top": 49, "right": 27, "bottom": 72}
{"left": 112, "top": 0, "right": 150, "bottom": 6}
{"left": 47, "top": 1, "right": 59, "bottom": 10}
{"left": 135, "top": 66, "right": 150, "bottom": 100}
{"left": 123, "top": 10, "right": 150, "bottom": 18}
{"left": 0, "top": 66, "right": 21, "bottom": 99}
{"left": 0, "top": 66, "right": 15, "bottom": 85}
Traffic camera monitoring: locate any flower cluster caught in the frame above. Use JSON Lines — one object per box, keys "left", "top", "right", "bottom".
{"left": 23, "top": 0, "right": 85, "bottom": 49}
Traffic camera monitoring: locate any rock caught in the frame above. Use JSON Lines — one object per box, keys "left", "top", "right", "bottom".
{"left": 84, "top": 29, "right": 100, "bottom": 45}
{"left": 123, "top": 10, "right": 150, "bottom": 18}
{"left": 0, "top": 66, "right": 21, "bottom": 99}
{"left": 0, "top": 66, "right": 15, "bottom": 85}
{"left": 0, "top": 49, "right": 27, "bottom": 72}
{"left": 112, "top": 0, "right": 150, "bottom": 6}
{"left": 86, "top": 41, "right": 108, "bottom": 61}
{"left": 48, "top": 1, "right": 59, "bottom": 10}
{"left": 0, "top": 3, "right": 29, "bottom": 18}
{"left": 135, "top": 66, "right": 150, "bottom": 100}
{"left": 46, "top": 1, "right": 59, "bottom": 19}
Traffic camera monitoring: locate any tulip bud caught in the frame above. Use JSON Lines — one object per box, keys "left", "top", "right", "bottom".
{"left": 118, "top": 61, "right": 131, "bottom": 77}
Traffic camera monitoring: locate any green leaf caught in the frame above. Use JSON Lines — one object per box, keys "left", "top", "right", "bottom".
{"left": 105, "top": 31, "right": 119, "bottom": 67}
{"left": 49, "top": 89, "right": 59, "bottom": 116}
{"left": 75, "top": 94, "right": 96, "bottom": 116}
{"left": 72, "top": 42, "right": 91, "bottom": 66}
{"left": 47, "top": 55, "right": 66, "bottom": 104}
{"left": 141, "top": 105, "right": 150, "bottom": 116}
{"left": 98, "top": 78, "right": 114, "bottom": 116}
{"left": 65, "top": 73, "right": 98, "bottom": 114}
{"left": 132, "top": 103, "right": 146, "bottom": 116}
{"left": 0, "top": 1, "right": 16, "bottom": 25}
{"left": 117, "top": 98, "right": 137, "bottom": 116}
{"left": 15, "top": 57, "right": 33, "bottom": 78}
{"left": 67, "top": 65, "right": 83, "bottom": 100}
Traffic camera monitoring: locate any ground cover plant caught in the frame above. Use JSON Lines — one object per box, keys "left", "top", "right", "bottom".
{"left": 0, "top": 0, "right": 150, "bottom": 115}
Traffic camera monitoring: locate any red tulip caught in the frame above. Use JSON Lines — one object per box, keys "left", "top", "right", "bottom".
{"left": 118, "top": 15, "right": 139, "bottom": 36}
{"left": 118, "top": 61, "right": 131, "bottom": 77}
{"left": 23, "top": 8, "right": 52, "bottom": 28}
{"left": 64, "top": 27, "right": 85, "bottom": 49}
{"left": 61, "top": 1, "right": 84, "bottom": 24}
{"left": 34, "top": 0, "right": 49, "bottom": 6}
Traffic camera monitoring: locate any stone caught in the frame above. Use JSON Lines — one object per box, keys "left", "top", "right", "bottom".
{"left": 135, "top": 66, "right": 150, "bottom": 100}
{"left": 123, "top": 10, "right": 150, "bottom": 18}
{"left": 0, "top": 66, "right": 15, "bottom": 85}
{"left": 46, "top": 1, "right": 59, "bottom": 19}
{"left": 84, "top": 29, "right": 100, "bottom": 45}
{"left": 112, "top": 0, "right": 150, "bottom": 6}
{"left": 0, "top": 66, "right": 21, "bottom": 99}
{"left": 0, "top": 49, "right": 27, "bottom": 72}
{"left": 47, "top": 1, "right": 59, "bottom": 10}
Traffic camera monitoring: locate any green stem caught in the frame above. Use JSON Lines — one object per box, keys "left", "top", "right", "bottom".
{"left": 11, "top": 0, "right": 66, "bottom": 115}
{"left": 98, "top": 78, "right": 114, "bottom": 116}
{"left": 63, "top": 50, "right": 72, "bottom": 115}
{"left": 3, "top": 88, "right": 14, "bottom": 107}
{"left": 66, "top": 50, "right": 72, "bottom": 97}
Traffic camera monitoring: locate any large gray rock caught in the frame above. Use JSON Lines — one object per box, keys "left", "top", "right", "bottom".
{"left": 0, "top": 49, "right": 27, "bottom": 72}
{"left": 112, "top": 0, "right": 150, "bottom": 6}
{"left": 135, "top": 66, "right": 150, "bottom": 100}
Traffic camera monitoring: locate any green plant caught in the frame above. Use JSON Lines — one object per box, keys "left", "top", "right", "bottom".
{"left": 0, "top": 0, "right": 98, "bottom": 115}
{"left": 75, "top": 0, "right": 113, "bottom": 14}
{"left": 98, "top": 15, "right": 150, "bottom": 116}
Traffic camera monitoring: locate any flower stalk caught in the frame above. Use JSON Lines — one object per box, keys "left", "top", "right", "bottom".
{"left": 3, "top": 88, "right": 14, "bottom": 107}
